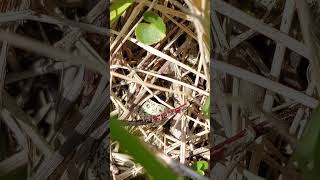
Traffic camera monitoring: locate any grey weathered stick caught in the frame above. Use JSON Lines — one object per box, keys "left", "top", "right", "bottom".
{"left": 211, "top": 10, "right": 229, "bottom": 52}
{"left": 0, "top": 31, "right": 105, "bottom": 74}
{"left": 5, "top": 61, "right": 72, "bottom": 84}
{"left": 0, "top": 109, "right": 26, "bottom": 147}
{"left": 262, "top": 0, "right": 295, "bottom": 112}
{"left": 34, "top": 84, "right": 109, "bottom": 179}
{"left": 213, "top": 0, "right": 311, "bottom": 60}
{"left": 0, "top": 40, "right": 7, "bottom": 106}
{"left": 294, "top": 0, "right": 320, "bottom": 95}
{"left": 0, "top": 10, "right": 109, "bottom": 35}
{"left": 0, "top": 150, "right": 27, "bottom": 176}
{"left": 212, "top": 60, "right": 319, "bottom": 108}
{"left": 3, "top": 92, "right": 54, "bottom": 156}
{"left": 214, "top": 89, "right": 297, "bottom": 145}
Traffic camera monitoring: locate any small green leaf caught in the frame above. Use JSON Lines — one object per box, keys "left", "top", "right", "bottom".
{"left": 196, "top": 169, "right": 205, "bottom": 176}
{"left": 202, "top": 96, "right": 210, "bottom": 117}
{"left": 292, "top": 105, "right": 320, "bottom": 179}
{"left": 142, "top": 12, "right": 166, "bottom": 32}
{"left": 110, "top": 0, "right": 134, "bottom": 25}
{"left": 135, "top": 11, "right": 166, "bottom": 45}
{"left": 196, "top": 161, "right": 204, "bottom": 170}
{"left": 192, "top": 160, "right": 208, "bottom": 176}
{"left": 194, "top": 160, "right": 209, "bottom": 171}
{"left": 199, "top": 160, "right": 209, "bottom": 170}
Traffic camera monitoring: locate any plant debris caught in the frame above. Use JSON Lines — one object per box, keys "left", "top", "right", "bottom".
{"left": 211, "top": 0, "right": 320, "bottom": 179}
{"left": 0, "top": 0, "right": 108, "bottom": 179}
{"left": 110, "top": 0, "right": 210, "bottom": 179}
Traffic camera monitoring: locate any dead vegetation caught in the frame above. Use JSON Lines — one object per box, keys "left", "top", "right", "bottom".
{"left": 0, "top": 0, "right": 108, "bottom": 179}
{"left": 110, "top": 0, "right": 210, "bottom": 179}
{"left": 211, "top": 0, "right": 320, "bottom": 179}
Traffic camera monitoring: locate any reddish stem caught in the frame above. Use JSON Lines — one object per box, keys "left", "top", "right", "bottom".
{"left": 211, "top": 121, "right": 270, "bottom": 161}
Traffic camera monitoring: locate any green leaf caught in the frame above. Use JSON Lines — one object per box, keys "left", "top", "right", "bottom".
{"left": 142, "top": 12, "right": 166, "bottom": 32}
{"left": 110, "top": 0, "right": 134, "bottom": 25}
{"left": 110, "top": 116, "right": 178, "bottom": 180}
{"left": 199, "top": 160, "right": 209, "bottom": 170}
{"left": 196, "top": 169, "right": 205, "bottom": 176}
{"left": 192, "top": 160, "right": 208, "bottom": 177}
{"left": 194, "top": 160, "right": 209, "bottom": 171}
{"left": 196, "top": 161, "right": 204, "bottom": 170}
{"left": 135, "top": 11, "right": 166, "bottom": 45}
{"left": 202, "top": 96, "right": 210, "bottom": 117}
{"left": 292, "top": 105, "right": 320, "bottom": 179}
